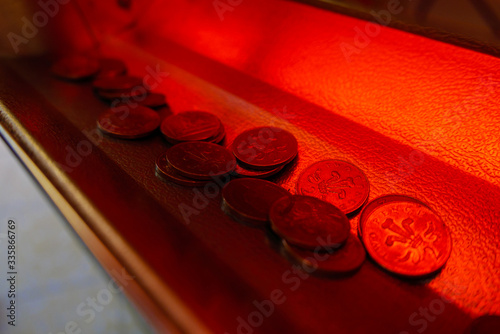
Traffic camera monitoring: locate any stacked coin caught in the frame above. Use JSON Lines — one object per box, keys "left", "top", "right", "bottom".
{"left": 270, "top": 195, "right": 365, "bottom": 274}
{"left": 161, "top": 111, "right": 225, "bottom": 144}
{"left": 270, "top": 195, "right": 350, "bottom": 249}
{"left": 358, "top": 195, "right": 452, "bottom": 278}
{"left": 221, "top": 178, "right": 291, "bottom": 227}
{"left": 296, "top": 159, "right": 370, "bottom": 215}
{"left": 156, "top": 141, "right": 236, "bottom": 186}
{"left": 230, "top": 127, "right": 298, "bottom": 178}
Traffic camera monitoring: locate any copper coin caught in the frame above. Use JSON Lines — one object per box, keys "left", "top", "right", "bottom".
{"left": 269, "top": 195, "right": 350, "bottom": 250}
{"left": 232, "top": 163, "right": 283, "bottom": 178}
{"left": 161, "top": 111, "right": 221, "bottom": 143}
{"left": 232, "top": 127, "right": 298, "bottom": 170}
{"left": 155, "top": 152, "right": 209, "bottom": 187}
{"left": 282, "top": 234, "right": 366, "bottom": 275}
{"left": 360, "top": 195, "right": 452, "bottom": 277}
{"left": 466, "top": 315, "right": 500, "bottom": 334}
{"left": 96, "top": 58, "right": 127, "bottom": 78}
{"left": 358, "top": 195, "right": 426, "bottom": 237}
{"left": 51, "top": 55, "right": 100, "bottom": 80}
{"left": 222, "top": 178, "right": 291, "bottom": 226}
{"left": 93, "top": 75, "right": 144, "bottom": 91}
{"left": 166, "top": 141, "right": 236, "bottom": 180}
{"left": 97, "top": 105, "right": 160, "bottom": 139}
{"left": 297, "top": 160, "right": 369, "bottom": 215}
{"left": 137, "top": 92, "right": 167, "bottom": 108}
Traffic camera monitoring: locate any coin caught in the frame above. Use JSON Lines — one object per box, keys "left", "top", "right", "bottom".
{"left": 161, "top": 111, "right": 221, "bottom": 143}
{"left": 232, "top": 127, "right": 298, "bottom": 170}
{"left": 222, "top": 178, "right": 291, "bottom": 226}
{"left": 360, "top": 195, "right": 452, "bottom": 277}
{"left": 358, "top": 195, "right": 426, "bottom": 237}
{"left": 96, "top": 58, "right": 127, "bottom": 78}
{"left": 269, "top": 195, "right": 350, "bottom": 250}
{"left": 297, "top": 160, "right": 369, "bottom": 215}
{"left": 282, "top": 234, "right": 366, "bottom": 275}
{"left": 51, "top": 55, "right": 100, "bottom": 80}
{"left": 465, "top": 315, "right": 500, "bottom": 334}
{"left": 232, "top": 164, "right": 283, "bottom": 178}
{"left": 97, "top": 105, "right": 160, "bottom": 139}
{"left": 155, "top": 152, "right": 209, "bottom": 187}
{"left": 166, "top": 141, "right": 236, "bottom": 180}
{"left": 93, "top": 75, "right": 144, "bottom": 91}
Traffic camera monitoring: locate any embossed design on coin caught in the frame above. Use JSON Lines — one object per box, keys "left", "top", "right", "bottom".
{"left": 269, "top": 195, "right": 350, "bottom": 250}
{"left": 358, "top": 195, "right": 425, "bottom": 237}
{"left": 360, "top": 195, "right": 452, "bottom": 277}
{"left": 97, "top": 105, "right": 160, "bottom": 139}
{"left": 297, "top": 160, "right": 369, "bottom": 215}
{"left": 232, "top": 127, "right": 298, "bottom": 170}
{"left": 161, "top": 111, "right": 221, "bottom": 143}
{"left": 222, "top": 178, "right": 290, "bottom": 226}
{"left": 166, "top": 141, "right": 236, "bottom": 180}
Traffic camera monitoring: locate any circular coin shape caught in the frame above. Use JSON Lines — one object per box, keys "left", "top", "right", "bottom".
{"left": 269, "top": 195, "right": 350, "bottom": 250}
{"left": 297, "top": 160, "right": 369, "bottom": 215}
{"left": 466, "top": 315, "right": 500, "bottom": 334}
{"left": 282, "top": 234, "right": 366, "bottom": 275}
{"left": 232, "top": 127, "right": 298, "bottom": 170}
{"left": 51, "top": 55, "right": 100, "bottom": 80}
{"left": 360, "top": 195, "right": 452, "bottom": 277}
{"left": 222, "top": 178, "right": 291, "bottom": 226}
{"left": 155, "top": 152, "right": 209, "bottom": 187}
{"left": 161, "top": 111, "right": 221, "bottom": 143}
{"left": 93, "top": 75, "right": 144, "bottom": 91}
{"left": 97, "top": 105, "right": 160, "bottom": 139}
{"left": 166, "top": 141, "right": 236, "bottom": 180}
{"left": 96, "top": 58, "right": 127, "bottom": 78}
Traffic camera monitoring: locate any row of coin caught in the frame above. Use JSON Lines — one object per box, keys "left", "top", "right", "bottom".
{"left": 51, "top": 55, "right": 495, "bottom": 333}
{"left": 222, "top": 156, "right": 451, "bottom": 279}
{"left": 51, "top": 54, "right": 168, "bottom": 141}
{"left": 150, "top": 114, "right": 451, "bottom": 279}
{"left": 52, "top": 55, "right": 452, "bottom": 280}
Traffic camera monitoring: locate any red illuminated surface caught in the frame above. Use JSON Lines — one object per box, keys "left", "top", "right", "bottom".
{"left": 1, "top": 0, "right": 499, "bottom": 333}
